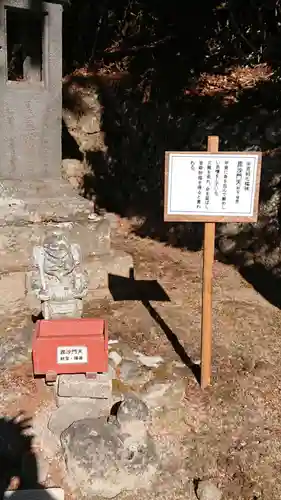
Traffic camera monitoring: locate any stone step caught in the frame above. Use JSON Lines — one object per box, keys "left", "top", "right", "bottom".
{"left": 0, "top": 179, "right": 93, "bottom": 225}
{"left": 0, "top": 217, "right": 116, "bottom": 272}
{"left": 0, "top": 250, "right": 133, "bottom": 318}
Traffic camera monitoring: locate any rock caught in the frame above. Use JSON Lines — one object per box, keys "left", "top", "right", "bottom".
{"left": 61, "top": 158, "right": 85, "bottom": 179}
{"left": 133, "top": 351, "right": 164, "bottom": 368}
{"left": 57, "top": 373, "right": 112, "bottom": 399}
{"left": 117, "top": 394, "right": 150, "bottom": 425}
{"left": 196, "top": 480, "right": 222, "bottom": 500}
{"left": 141, "top": 379, "right": 186, "bottom": 410}
{"left": 79, "top": 115, "right": 101, "bottom": 134}
{"left": 79, "top": 132, "right": 106, "bottom": 152}
{"left": 48, "top": 400, "right": 111, "bottom": 437}
{"left": 61, "top": 416, "right": 157, "bottom": 498}
{"left": 109, "top": 350, "right": 122, "bottom": 366}
{"left": 119, "top": 359, "right": 152, "bottom": 386}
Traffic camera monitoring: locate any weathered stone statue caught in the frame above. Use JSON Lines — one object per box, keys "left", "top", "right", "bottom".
{"left": 31, "top": 231, "right": 88, "bottom": 319}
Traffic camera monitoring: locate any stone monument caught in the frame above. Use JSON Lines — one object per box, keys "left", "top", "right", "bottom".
{"left": 31, "top": 231, "right": 88, "bottom": 319}
{"left": 0, "top": 0, "right": 68, "bottom": 179}
{"left": 0, "top": 0, "right": 133, "bottom": 320}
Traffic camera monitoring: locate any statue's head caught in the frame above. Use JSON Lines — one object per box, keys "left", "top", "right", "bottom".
{"left": 43, "top": 231, "right": 71, "bottom": 260}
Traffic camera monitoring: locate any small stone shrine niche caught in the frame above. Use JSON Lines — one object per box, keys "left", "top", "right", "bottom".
{"left": 0, "top": 0, "right": 68, "bottom": 179}
{"left": 30, "top": 231, "right": 89, "bottom": 320}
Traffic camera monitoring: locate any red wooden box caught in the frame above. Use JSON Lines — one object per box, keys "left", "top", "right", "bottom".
{"left": 32, "top": 318, "right": 108, "bottom": 377}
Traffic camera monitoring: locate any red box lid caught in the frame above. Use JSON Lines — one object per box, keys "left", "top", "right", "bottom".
{"left": 35, "top": 318, "right": 106, "bottom": 338}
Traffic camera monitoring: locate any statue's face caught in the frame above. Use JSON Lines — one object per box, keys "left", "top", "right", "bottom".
{"left": 43, "top": 233, "right": 71, "bottom": 260}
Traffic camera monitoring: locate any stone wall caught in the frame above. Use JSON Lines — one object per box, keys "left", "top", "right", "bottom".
{"left": 62, "top": 81, "right": 106, "bottom": 190}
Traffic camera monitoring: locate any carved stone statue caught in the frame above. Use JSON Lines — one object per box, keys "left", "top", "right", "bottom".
{"left": 30, "top": 231, "right": 88, "bottom": 319}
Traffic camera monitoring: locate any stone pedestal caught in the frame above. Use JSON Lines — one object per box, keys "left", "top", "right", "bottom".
{"left": 0, "top": 179, "right": 133, "bottom": 318}
{"left": 57, "top": 373, "right": 112, "bottom": 404}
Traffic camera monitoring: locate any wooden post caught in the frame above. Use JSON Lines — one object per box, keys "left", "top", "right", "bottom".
{"left": 200, "top": 136, "right": 218, "bottom": 389}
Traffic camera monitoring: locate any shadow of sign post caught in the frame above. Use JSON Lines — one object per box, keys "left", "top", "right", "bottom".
{"left": 109, "top": 269, "right": 201, "bottom": 383}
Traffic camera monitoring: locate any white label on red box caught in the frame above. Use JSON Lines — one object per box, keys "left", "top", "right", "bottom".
{"left": 57, "top": 346, "right": 88, "bottom": 364}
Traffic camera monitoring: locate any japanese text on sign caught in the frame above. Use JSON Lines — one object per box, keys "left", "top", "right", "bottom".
{"left": 166, "top": 153, "right": 260, "bottom": 219}
{"left": 57, "top": 346, "right": 88, "bottom": 364}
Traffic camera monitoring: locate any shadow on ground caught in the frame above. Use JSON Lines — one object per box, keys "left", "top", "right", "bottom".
{"left": 0, "top": 414, "right": 52, "bottom": 499}
{"left": 109, "top": 270, "right": 201, "bottom": 383}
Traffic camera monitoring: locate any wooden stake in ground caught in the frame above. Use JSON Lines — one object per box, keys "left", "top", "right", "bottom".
{"left": 200, "top": 136, "right": 218, "bottom": 389}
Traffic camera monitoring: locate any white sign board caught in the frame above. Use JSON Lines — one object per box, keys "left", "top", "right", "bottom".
{"left": 164, "top": 152, "right": 262, "bottom": 222}
{"left": 57, "top": 345, "right": 88, "bottom": 364}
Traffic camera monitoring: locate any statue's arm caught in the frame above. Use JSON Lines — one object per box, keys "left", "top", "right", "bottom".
{"left": 31, "top": 246, "right": 50, "bottom": 301}
{"left": 71, "top": 243, "right": 89, "bottom": 298}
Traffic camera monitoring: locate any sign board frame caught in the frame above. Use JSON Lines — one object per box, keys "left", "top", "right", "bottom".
{"left": 164, "top": 150, "right": 262, "bottom": 223}
{"left": 163, "top": 137, "right": 263, "bottom": 389}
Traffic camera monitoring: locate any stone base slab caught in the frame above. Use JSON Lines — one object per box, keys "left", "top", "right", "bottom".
{"left": 58, "top": 373, "right": 112, "bottom": 399}
{"left": 0, "top": 179, "right": 93, "bottom": 225}
{"left": 49, "top": 399, "right": 112, "bottom": 436}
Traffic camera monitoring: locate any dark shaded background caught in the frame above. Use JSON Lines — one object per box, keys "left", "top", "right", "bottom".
{"left": 61, "top": 1, "right": 281, "bottom": 307}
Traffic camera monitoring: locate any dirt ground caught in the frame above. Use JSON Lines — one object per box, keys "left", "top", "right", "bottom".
{"left": 1, "top": 220, "right": 281, "bottom": 499}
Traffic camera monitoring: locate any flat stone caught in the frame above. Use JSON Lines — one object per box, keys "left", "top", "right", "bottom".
{"left": 133, "top": 352, "right": 164, "bottom": 368}
{"left": 48, "top": 400, "right": 111, "bottom": 437}
{"left": 196, "top": 480, "right": 222, "bottom": 500}
{"left": 57, "top": 373, "right": 112, "bottom": 399}
{"left": 141, "top": 379, "right": 186, "bottom": 410}
{"left": 4, "top": 489, "right": 64, "bottom": 500}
